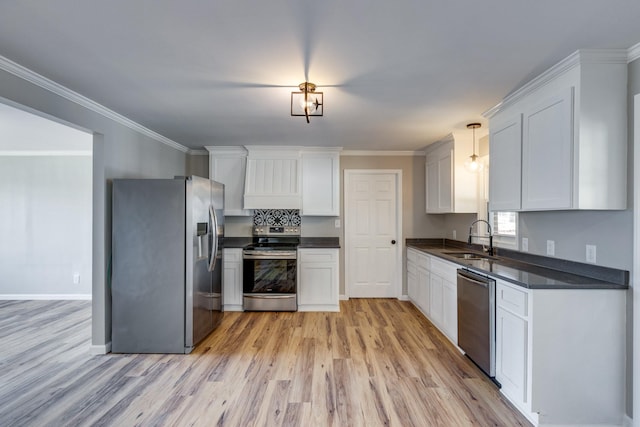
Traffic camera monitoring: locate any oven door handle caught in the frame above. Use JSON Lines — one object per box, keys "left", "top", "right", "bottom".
{"left": 243, "top": 253, "right": 297, "bottom": 260}
{"left": 244, "top": 294, "right": 296, "bottom": 299}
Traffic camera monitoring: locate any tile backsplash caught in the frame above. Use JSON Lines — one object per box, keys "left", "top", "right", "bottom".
{"left": 253, "top": 209, "right": 301, "bottom": 227}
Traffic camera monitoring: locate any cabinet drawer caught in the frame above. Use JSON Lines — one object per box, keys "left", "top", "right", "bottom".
{"left": 407, "top": 248, "right": 419, "bottom": 263}
{"left": 497, "top": 281, "right": 528, "bottom": 318}
{"left": 298, "top": 249, "right": 337, "bottom": 263}
{"left": 407, "top": 248, "right": 430, "bottom": 269}
{"left": 430, "top": 256, "right": 457, "bottom": 279}
{"left": 223, "top": 248, "right": 242, "bottom": 263}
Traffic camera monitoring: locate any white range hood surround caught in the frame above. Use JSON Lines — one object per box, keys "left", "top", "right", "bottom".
{"left": 243, "top": 146, "right": 303, "bottom": 209}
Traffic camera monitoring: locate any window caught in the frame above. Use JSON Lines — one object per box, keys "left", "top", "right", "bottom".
{"left": 491, "top": 211, "right": 518, "bottom": 249}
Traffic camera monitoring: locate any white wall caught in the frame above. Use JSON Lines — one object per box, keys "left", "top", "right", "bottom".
{"left": 0, "top": 154, "right": 92, "bottom": 297}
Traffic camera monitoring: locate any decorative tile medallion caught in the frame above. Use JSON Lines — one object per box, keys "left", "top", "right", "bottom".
{"left": 253, "top": 209, "right": 301, "bottom": 227}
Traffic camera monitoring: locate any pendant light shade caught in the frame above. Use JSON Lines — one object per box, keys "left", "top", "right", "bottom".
{"left": 464, "top": 122, "right": 483, "bottom": 173}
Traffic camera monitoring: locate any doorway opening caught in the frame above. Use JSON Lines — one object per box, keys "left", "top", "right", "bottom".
{"left": 0, "top": 101, "right": 93, "bottom": 300}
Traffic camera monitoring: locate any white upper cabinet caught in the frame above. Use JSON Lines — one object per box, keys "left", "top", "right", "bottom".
{"left": 425, "top": 133, "right": 477, "bottom": 213}
{"left": 486, "top": 50, "right": 628, "bottom": 211}
{"left": 207, "top": 145, "right": 341, "bottom": 213}
{"left": 488, "top": 114, "right": 522, "bottom": 211}
{"left": 301, "top": 149, "right": 341, "bottom": 216}
{"left": 243, "top": 146, "right": 302, "bottom": 209}
{"left": 522, "top": 88, "right": 574, "bottom": 210}
{"left": 206, "top": 146, "right": 252, "bottom": 216}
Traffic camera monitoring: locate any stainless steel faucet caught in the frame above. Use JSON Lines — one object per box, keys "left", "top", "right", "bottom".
{"left": 468, "top": 219, "right": 494, "bottom": 256}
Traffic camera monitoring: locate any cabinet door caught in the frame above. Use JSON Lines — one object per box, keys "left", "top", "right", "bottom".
{"left": 496, "top": 306, "right": 528, "bottom": 404}
{"left": 209, "top": 151, "right": 252, "bottom": 216}
{"left": 429, "top": 274, "right": 444, "bottom": 327}
{"left": 425, "top": 159, "right": 439, "bottom": 213}
{"left": 301, "top": 152, "right": 339, "bottom": 216}
{"left": 299, "top": 263, "right": 337, "bottom": 305}
{"left": 298, "top": 249, "right": 339, "bottom": 311}
{"left": 489, "top": 114, "right": 522, "bottom": 211}
{"left": 522, "top": 88, "right": 574, "bottom": 210}
{"left": 418, "top": 268, "right": 430, "bottom": 315}
{"left": 223, "top": 249, "right": 243, "bottom": 310}
{"left": 442, "top": 279, "right": 457, "bottom": 343}
{"left": 425, "top": 149, "right": 453, "bottom": 213}
{"left": 407, "top": 262, "right": 418, "bottom": 303}
{"left": 437, "top": 152, "right": 453, "bottom": 212}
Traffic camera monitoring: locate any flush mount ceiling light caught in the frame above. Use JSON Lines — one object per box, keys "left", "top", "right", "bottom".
{"left": 464, "top": 122, "right": 483, "bottom": 173}
{"left": 291, "top": 82, "right": 323, "bottom": 123}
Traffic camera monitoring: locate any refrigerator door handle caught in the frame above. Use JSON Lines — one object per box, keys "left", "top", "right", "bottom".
{"left": 208, "top": 205, "right": 218, "bottom": 272}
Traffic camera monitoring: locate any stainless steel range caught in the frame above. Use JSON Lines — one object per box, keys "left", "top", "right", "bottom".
{"left": 243, "top": 226, "right": 300, "bottom": 311}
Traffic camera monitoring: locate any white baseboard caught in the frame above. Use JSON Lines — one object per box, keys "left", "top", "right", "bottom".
{"left": 398, "top": 294, "right": 410, "bottom": 301}
{"left": 223, "top": 305, "right": 244, "bottom": 312}
{"left": 298, "top": 305, "right": 340, "bottom": 312}
{"left": 0, "top": 294, "right": 92, "bottom": 300}
{"left": 90, "top": 342, "right": 111, "bottom": 355}
{"left": 339, "top": 294, "right": 349, "bottom": 300}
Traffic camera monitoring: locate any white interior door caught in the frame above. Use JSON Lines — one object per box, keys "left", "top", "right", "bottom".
{"left": 345, "top": 170, "right": 401, "bottom": 298}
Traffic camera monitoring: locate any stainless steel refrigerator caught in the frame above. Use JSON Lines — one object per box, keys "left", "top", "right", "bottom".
{"left": 111, "top": 176, "right": 224, "bottom": 353}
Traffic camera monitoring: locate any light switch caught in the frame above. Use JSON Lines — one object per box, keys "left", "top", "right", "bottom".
{"left": 521, "top": 237, "right": 528, "bottom": 252}
{"left": 334, "top": 219, "right": 341, "bottom": 228}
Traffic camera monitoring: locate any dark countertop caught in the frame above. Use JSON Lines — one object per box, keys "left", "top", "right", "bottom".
{"left": 223, "top": 237, "right": 253, "bottom": 248}
{"left": 406, "top": 238, "right": 628, "bottom": 290}
{"left": 298, "top": 237, "right": 340, "bottom": 249}
{"left": 223, "top": 236, "right": 340, "bottom": 249}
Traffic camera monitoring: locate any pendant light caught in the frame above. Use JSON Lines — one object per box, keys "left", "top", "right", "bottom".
{"left": 464, "top": 122, "right": 483, "bottom": 172}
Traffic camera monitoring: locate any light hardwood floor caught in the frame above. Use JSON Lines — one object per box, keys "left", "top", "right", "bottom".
{"left": 0, "top": 299, "right": 531, "bottom": 426}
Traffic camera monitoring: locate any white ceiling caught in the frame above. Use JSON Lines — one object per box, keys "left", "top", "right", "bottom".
{"left": 0, "top": 1, "right": 639, "bottom": 151}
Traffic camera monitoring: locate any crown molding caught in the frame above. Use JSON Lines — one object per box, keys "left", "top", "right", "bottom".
{"left": 0, "top": 55, "right": 189, "bottom": 153}
{"left": 0, "top": 150, "right": 92, "bottom": 156}
{"left": 188, "top": 149, "right": 208, "bottom": 155}
{"left": 629, "top": 42, "right": 640, "bottom": 63}
{"left": 483, "top": 49, "right": 628, "bottom": 119}
{"left": 341, "top": 150, "right": 423, "bottom": 156}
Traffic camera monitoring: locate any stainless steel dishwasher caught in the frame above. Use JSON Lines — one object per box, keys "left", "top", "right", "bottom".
{"left": 457, "top": 268, "right": 496, "bottom": 378}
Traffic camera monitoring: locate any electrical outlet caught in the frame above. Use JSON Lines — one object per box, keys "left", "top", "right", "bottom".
{"left": 334, "top": 219, "right": 341, "bottom": 228}
{"left": 546, "top": 240, "right": 555, "bottom": 256}
{"left": 586, "top": 244, "right": 597, "bottom": 263}
{"left": 521, "top": 237, "right": 528, "bottom": 252}
{"left": 452, "top": 230, "right": 457, "bottom": 240}
{"left": 73, "top": 273, "right": 80, "bottom": 284}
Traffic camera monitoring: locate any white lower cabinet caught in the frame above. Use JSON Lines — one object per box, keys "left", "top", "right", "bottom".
{"left": 223, "top": 248, "right": 243, "bottom": 311}
{"left": 495, "top": 283, "right": 529, "bottom": 406}
{"left": 441, "top": 279, "right": 457, "bottom": 342}
{"left": 406, "top": 248, "right": 457, "bottom": 345}
{"left": 495, "top": 279, "right": 626, "bottom": 426}
{"left": 297, "top": 248, "right": 339, "bottom": 311}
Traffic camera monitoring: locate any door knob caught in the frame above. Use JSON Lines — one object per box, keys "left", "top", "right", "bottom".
{"left": 391, "top": 240, "right": 396, "bottom": 244}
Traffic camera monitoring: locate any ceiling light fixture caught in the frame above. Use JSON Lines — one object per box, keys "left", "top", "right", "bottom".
{"left": 464, "top": 122, "right": 483, "bottom": 173}
{"left": 291, "top": 82, "right": 323, "bottom": 123}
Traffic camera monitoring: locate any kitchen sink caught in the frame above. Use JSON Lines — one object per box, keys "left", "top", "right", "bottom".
{"left": 443, "top": 251, "right": 493, "bottom": 260}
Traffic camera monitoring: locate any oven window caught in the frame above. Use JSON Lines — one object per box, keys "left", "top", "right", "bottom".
{"left": 245, "top": 259, "right": 296, "bottom": 293}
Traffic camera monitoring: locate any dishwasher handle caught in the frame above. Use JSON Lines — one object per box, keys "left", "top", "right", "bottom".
{"left": 457, "top": 269, "right": 490, "bottom": 288}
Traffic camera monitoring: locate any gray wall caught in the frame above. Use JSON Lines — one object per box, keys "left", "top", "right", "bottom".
{"left": 0, "top": 68, "right": 188, "bottom": 350}
{"left": 187, "top": 153, "right": 209, "bottom": 178}
{"left": 0, "top": 155, "right": 92, "bottom": 296}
